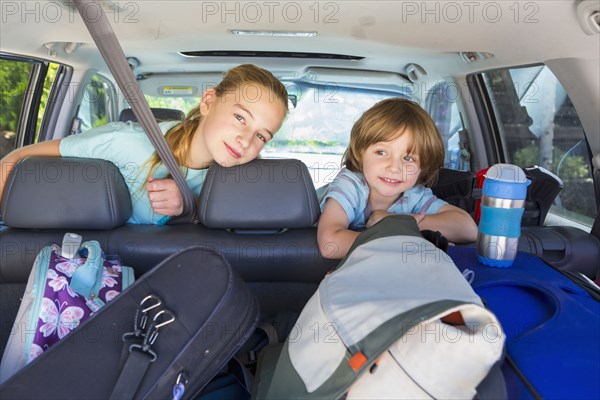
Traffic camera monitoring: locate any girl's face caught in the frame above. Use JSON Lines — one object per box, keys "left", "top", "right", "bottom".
{"left": 189, "top": 85, "right": 286, "bottom": 168}
{"left": 362, "top": 129, "right": 421, "bottom": 210}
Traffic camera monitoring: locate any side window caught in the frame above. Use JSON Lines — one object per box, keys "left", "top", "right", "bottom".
{"left": 76, "top": 73, "right": 115, "bottom": 132}
{"left": 0, "top": 59, "right": 32, "bottom": 158}
{"left": 425, "top": 81, "right": 464, "bottom": 170}
{"left": 481, "top": 65, "right": 596, "bottom": 227}
{"left": 0, "top": 57, "right": 60, "bottom": 157}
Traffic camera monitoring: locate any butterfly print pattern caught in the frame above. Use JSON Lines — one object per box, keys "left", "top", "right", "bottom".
{"left": 29, "top": 246, "right": 127, "bottom": 363}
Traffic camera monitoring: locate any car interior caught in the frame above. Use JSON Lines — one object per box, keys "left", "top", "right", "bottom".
{"left": 1, "top": 0, "right": 599, "bottom": 398}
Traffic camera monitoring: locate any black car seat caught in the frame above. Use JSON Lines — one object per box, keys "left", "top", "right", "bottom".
{"left": 196, "top": 158, "right": 336, "bottom": 337}
{"left": 0, "top": 157, "right": 132, "bottom": 357}
{"left": 0, "top": 156, "right": 336, "bottom": 357}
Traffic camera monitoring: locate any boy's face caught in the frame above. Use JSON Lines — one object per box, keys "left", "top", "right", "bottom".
{"left": 362, "top": 129, "right": 421, "bottom": 210}
{"left": 190, "top": 85, "right": 286, "bottom": 168}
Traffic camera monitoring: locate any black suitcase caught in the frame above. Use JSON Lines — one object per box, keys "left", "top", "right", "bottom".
{"left": 0, "top": 245, "right": 259, "bottom": 399}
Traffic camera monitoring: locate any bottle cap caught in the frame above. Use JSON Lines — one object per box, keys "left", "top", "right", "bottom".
{"left": 484, "top": 163, "right": 528, "bottom": 183}
{"left": 483, "top": 164, "right": 531, "bottom": 200}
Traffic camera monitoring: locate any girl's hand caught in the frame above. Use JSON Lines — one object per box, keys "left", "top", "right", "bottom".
{"left": 366, "top": 210, "right": 394, "bottom": 228}
{"left": 146, "top": 177, "right": 184, "bottom": 217}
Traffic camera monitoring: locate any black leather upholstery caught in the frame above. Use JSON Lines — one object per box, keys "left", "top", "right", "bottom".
{"left": 199, "top": 159, "right": 320, "bottom": 229}
{"left": 0, "top": 157, "right": 335, "bottom": 285}
{"left": 0, "top": 225, "right": 336, "bottom": 284}
{"left": 1, "top": 157, "right": 132, "bottom": 229}
{"left": 118, "top": 108, "right": 185, "bottom": 123}
{"left": 0, "top": 156, "right": 335, "bottom": 357}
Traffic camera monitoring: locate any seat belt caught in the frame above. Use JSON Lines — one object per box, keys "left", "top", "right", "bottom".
{"left": 457, "top": 113, "right": 472, "bottom": 172}
{"left": 73, "top": 0, "right": 197, "bottom": 223}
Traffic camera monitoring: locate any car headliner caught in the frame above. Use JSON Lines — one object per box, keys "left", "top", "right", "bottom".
{"left": 1, "top": 0, "right": 599, "bottom": 152}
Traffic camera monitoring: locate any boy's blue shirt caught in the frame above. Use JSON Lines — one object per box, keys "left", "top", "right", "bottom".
{"left": 60, "top": 121, "right": 207, "bottom": 225}
{"left": 318, "top": 168, "right": 447, "bottom": 229}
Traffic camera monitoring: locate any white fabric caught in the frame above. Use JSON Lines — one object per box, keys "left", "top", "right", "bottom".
{"left": 485, "top": 163, "right": 528, "bottom": 183}
{"left": 288, "top": 235, "right": 505, "bottom": 395}
{"left": 348, "top": 306, "right": 503, "bottom": 399}
{"left": 348, "top": 344, "right": 432, "bottom": 400}
{"left": 321, "top": 236, "right": 482, "bottom": 347}
{"left": 288, "top": 290, "right": 347, "bottom": 392}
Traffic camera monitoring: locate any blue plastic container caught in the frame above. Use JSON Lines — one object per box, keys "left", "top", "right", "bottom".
{"left": 477, "top": 164, "right": 531, "bottom": 267}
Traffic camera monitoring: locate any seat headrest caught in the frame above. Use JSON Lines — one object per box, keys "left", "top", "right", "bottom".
{"left": 118, "top": 108, "right": 185, "bottom": 123}
{"left": 1, "top": 157, "right": 132, "bottom": 229}
{"left": 198, "top": 159, "right": 320, "bottom": 229}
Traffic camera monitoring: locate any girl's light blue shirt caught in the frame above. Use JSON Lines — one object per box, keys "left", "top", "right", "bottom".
{"left": 318, "top": 168, "right": 447, "bottom": 230}
{"left": 60, "top": 121, "right": 207, "bottom": 224}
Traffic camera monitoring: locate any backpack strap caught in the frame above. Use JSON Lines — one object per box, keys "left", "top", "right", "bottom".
{"left": 69, "top": 240, "right": 104, "bottom": 299}
{"left": 110, "top": 304, "right": 175, "bottom": 399}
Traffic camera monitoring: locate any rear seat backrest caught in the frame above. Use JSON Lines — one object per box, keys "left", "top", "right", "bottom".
{"left": 0, "top": 157, "right": 335, "bottom": 331}
{"left": 1, "top": 157, "right": 333, "bottom": 282}
{"left": 0, "top": 157, "right": 336, "bottom": 372}
{"left": 194, "top": 158, "right": 334, "bottom": 330}
{"left": 0, "top": 157, "right": 133, "bottom": 357}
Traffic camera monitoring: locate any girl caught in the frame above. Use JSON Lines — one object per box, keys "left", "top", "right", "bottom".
{"left": 0, "top": 64, "right": 288, "bottom": 224}
{"left": 317, "top": 98, "right": 477, "bottom": 259}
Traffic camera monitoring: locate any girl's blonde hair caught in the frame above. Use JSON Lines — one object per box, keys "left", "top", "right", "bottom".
{"left": 343, "top": 98, "right": 445, "bottom": 187}
{"left": 146, "top": 64, "right": 288, "bottom": 178}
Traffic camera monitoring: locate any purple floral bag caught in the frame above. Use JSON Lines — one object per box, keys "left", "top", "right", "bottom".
{"left": 25, "top": 240, "right": 135, "bottom": 362}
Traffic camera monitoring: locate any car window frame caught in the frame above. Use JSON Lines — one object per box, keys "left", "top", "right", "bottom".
{"left": 37, "top": 64, "right": 73, "bottom": 143}
{"left": 0, "top": 53, "right": 49, "bottom": 148}
{"left": 469, "top": 63, "right": 597, "bottom": 228}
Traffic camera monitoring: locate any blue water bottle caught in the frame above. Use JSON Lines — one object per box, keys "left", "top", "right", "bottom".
{"left": 477, "top": 164, "right": 531, "bottom": 268}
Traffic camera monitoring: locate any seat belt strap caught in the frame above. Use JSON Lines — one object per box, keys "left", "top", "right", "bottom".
{"left": 457, "top": 113, "right": 472, "bottom": 172}
{"left": 73, "top": 0, "right": 197, "bottom": 223}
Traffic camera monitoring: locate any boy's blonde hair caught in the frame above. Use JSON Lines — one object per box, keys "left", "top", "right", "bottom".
{"left": 343, "top": 98, "right": 444, "bottom": 188}
{"left": 146, "top": 64, "right": 288, "bottom": 177}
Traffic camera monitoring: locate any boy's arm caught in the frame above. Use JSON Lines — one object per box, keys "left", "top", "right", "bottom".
{"left": 317, "top": 198, "right": 360, "bottom": 259}
{"left": 417, "top": 204, "right": 478, "bottom": 243}
{"left": 366, "top": 209, "right": 425, "bottom": 228}
{"left": 1, "top": 140, "right": 61, "bottom": 204}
